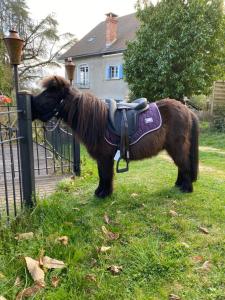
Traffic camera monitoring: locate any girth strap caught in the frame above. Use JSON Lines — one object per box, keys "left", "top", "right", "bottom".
{"left": 116, "top": 109, "right": 130, "bottom": 173}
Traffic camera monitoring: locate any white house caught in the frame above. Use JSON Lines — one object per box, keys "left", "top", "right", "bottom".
{"left": 60, "top": 13, "right": 139, "bottom": 100}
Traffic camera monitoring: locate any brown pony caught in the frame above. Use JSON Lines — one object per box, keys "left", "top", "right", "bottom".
{"left": 31, "top": 76, "right": 199, "bottom": 198}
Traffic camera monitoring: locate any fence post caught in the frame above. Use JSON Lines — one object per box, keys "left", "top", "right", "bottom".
{"left": 17, "top": 92, "right": 35, "bottom": 207}
{"left": 72, "top": 138, "right": 81, "bottom": 176}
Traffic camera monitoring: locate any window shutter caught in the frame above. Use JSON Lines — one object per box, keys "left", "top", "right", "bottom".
{"left": 106, "top": 66, "right": 110, "bottom": 80}
{"left": 119, "top": 64, "right": 123, "bottom": 79}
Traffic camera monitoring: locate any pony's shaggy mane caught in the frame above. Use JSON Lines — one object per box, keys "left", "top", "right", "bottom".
{"left": 41, "top": 76, "right": 108, "bottom": 150}
{"left": 67, "top": 90, "right": 108, "bottom": 150}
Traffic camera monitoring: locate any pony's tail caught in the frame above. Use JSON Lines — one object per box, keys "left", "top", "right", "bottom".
{"left": 189, "top": 113, "right": 199, "bottom": 182}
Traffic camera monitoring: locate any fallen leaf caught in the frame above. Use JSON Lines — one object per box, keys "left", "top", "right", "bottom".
{"left": 16, "top": 283, "right": 43, "bottom": 300}
{"left": 107, "top": 265, "right": 123, "bottom": 275}
{"left": 41, "top": 256, "right": 65, "bottom": 269}
{"left": 85, "top": 274, "right": 97, "bottom": 282}
{"left": 72, "top": 207, "right": 80, "bottom": 211}
{"left": 180, "top": 242, "right": 189, "bottom": 248}
{"left": 192, "top": 255, "right": 204, "bottom": 263}
{"left": 0, "top": 296, "right": 7, "bottom": 300}
{"left": 63, "top": 222, "right": 73, "bottom": 226}
{"left": 0, "top": 273, "right": 5, "bottom": 279}
{"left": 103, "top": 213, "right": 111, "bottom": 224}
{"left": 198, "top": 226, "right": 209, "bottom": 234}
{"left": 25, "top": 257, "right": 45, "bottom": 286}
{"left": 101, "top": 226, "right": 120, "bottom": 240}
{"left": 15, "top": 232, "right": 34, "bottom": 241}
{"left": 51, "top": 276, "right": 60, "bottom": 288}
{"left": 131, "top": 193, "right": 138, "bottom": 197}
{"left": 169, "top": 294, "right": 181, "bottom": 300}
{"left": 14, "top": 276, "right": 21, "bottom": 287}
{"left": 98, "top": 246, "right": 111, "bottom": 253}
{"left": 197, "top": 260, "right": 211, "bottom": 272}
{"left": 56, "top": 236, "right": 69, "bottom": 246}
{"left": 90, "top": 258, "right": 97, "bottom": 267}
{"left": 169, "top": 210, "right": 178, "bottom": 217}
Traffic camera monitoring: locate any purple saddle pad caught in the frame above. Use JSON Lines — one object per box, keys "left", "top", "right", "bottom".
{"left": 105, "top": 102, "right": 162, "bottom": 146}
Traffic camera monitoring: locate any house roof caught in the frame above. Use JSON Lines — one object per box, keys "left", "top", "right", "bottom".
{"left": 60, "top": 13, "right": 139, "bottom": 60}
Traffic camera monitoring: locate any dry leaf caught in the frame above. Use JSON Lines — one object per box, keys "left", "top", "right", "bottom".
{"left": 103, "top": 213, "right": 111, "bottom": 224}
{"left": 169, "top": 294, "right": 181, "bottom": 300}
{"left": 0, "top": 273, "right": 5, "bottom": 279}
{"left": 198, "top": 226, "right": 209, "bottom": 234}
{"left": 169, "top": 210, "right": 178, "bottom": 217}
{"left": 14, "top": 276, "right": 21, "bottom": 287}
{"left": 41, "top": 256, "right": 65, "bottom": 269}
{"left": 131, "top": 193, "right": 138, "bottom": 197}
{"left": 51, "top": 276, "right": 60, "bottom": 288}
{"left": 90, "top": 258, "right": 97, "bottom": 267}
{"left": 72, "top": 207, "right": 80, "bottom": 211}
{"left": 197, "top": 260, "right": 211, "bottom": 272}
{"left": 101, "top": 226, "right": 119, "bottom": 240}
{"left": 85, "top": 274, "right": 97, "bottom": 282}
{"left": 56, "top": 236, "right": 69, "bottom": 246}
{"left": 180, "top": 242, "right": 189, "bottom": 248}
{"left": 107, "top": 265, "right": 123, "bottom": 275}
{"left": 63, "top": 222, "right": 73, "bottom": 226}
{"left": 99, "top": 246, "right": 111, "bottom": 253}
{"left": 16, "top": 283, "right": 43, "bottom": 300}
{"left": 192, "top": 255, "right": 204, "bottom": 263}
{"left": 15, "top": 232, "right": 34, "bottom": 241}
{"left": 0, "top": 297, "right": 7, "bottom": 300}
{"left": 25, "top": 257, "right": 45, "bottom": 286}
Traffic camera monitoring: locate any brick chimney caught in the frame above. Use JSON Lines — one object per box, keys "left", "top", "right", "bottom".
{"left": 105, "top": 12, "right": 118, "bottom": 47}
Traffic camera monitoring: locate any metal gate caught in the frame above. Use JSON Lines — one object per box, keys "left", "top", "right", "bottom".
{"left": 0, "top": 104, "right": 23, "bottom": 220}
{"left": 0, "top": 93, "right": 80, "bottom": 221}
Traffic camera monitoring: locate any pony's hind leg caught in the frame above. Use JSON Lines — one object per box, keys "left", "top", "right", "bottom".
{"left": 95, "top": 157, "right": 114, "bottom": 198}
{"left": 175, "top": 168, "right": 193, "bottom": 192}
{"left": 167, "top": 142, "right": 193, "bottom": 193}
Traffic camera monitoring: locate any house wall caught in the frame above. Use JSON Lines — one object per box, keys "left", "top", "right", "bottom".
{"left": 73, "top": 53, "right": 129, "bottom": 100}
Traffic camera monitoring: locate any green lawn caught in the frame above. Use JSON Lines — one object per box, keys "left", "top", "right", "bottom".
{"left": 0, "top": 126, "right": 225, "bottom": 299}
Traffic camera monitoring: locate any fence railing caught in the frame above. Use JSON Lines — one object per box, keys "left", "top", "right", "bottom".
{"left": 0, "top": 105, "right": 24, "bottom": 219}
{"left": 0, "top": 92, "right": 80, "bottom": 222}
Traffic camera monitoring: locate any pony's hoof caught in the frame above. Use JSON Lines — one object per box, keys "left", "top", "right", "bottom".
{"left": 179, "top": 183, "right": 193, "bottom": 193}
{"left": 95, "top": 189, "right": 112, "bottom": 198}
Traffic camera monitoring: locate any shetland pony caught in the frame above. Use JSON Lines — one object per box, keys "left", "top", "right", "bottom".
{"left": 31, "top": 76, "right": 199, "bottom": 198}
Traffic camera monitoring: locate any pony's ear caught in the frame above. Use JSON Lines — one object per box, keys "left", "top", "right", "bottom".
{"left": 41, "top": 76, "right": 70, "bottom": 92}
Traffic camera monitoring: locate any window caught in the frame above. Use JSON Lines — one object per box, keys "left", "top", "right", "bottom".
{"left": 109, "top": 66, "right": 119, "bottom": 79}
{"left": 106, "top": 64, "right": 123, "bottom": 80}
{"left": 79, "top": 64, "right": 89, "bottom": 87}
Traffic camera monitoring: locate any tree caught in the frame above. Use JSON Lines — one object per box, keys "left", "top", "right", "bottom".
{"left": 124, "top": 0, "right": 225, "bottom": 101}
{"left": 0, "top": 0, "right": 76, "bottom": 88}
{"left": 0, "top": 35, "right": 12, "bottom": 95}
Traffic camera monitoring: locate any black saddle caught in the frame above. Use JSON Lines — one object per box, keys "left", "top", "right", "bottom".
{"left": 105, "top": 98, "right": 149, "bottom": 173}
{"left": 105, "top": 98, "right": 148, "bottom": 136}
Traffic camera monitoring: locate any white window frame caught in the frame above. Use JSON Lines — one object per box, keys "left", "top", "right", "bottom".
{"left": 78, "top": 64, "right": 89, "bottom": 87}
{"left": 109, "top": 65, "right": 119, "bottom": 80}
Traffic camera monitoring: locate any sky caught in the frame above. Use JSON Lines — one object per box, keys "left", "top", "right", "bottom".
{"left": 26, "top": 0, "right": 140, "bottom": 39}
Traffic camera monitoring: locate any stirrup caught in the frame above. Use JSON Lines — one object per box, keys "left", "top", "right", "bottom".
{"left": 116, "top": 149, "right": 129, "bottom": 173}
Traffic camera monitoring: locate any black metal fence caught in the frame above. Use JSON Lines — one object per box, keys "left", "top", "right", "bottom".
{"left": 0, "top": 105, "right": 23, "bottom": 219}
{"left": 0, "top": 93, "right": 80, "bottom": 221}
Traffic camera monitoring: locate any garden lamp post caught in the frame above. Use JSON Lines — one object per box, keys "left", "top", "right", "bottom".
{"left": 3, "top": 29, "right": 24, "bottom": 95}
{"left": 65, "top": 58, "right": 81, "bottom": 176}
{"left": 4, "top": 30, "right": 35, "bottom": 207}
{"left": 65, "top": 57, "right": 75, "bottom": 85}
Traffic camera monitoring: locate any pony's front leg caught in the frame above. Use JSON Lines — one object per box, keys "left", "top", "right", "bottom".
{"left": 95, "top": 157, "right": 114, "bottom": 198}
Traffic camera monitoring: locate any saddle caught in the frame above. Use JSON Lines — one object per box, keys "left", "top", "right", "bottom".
{"left": 105, "top": 98, "right": 149, "bottom": 173}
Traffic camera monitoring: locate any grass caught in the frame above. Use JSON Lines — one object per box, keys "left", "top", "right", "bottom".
{"left": 0, "top": 124, "right": 225, "bottom": 299}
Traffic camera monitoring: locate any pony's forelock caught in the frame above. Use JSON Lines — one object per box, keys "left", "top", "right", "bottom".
{"left": 41, "top": 76, "right": 70, "bottom": 91}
